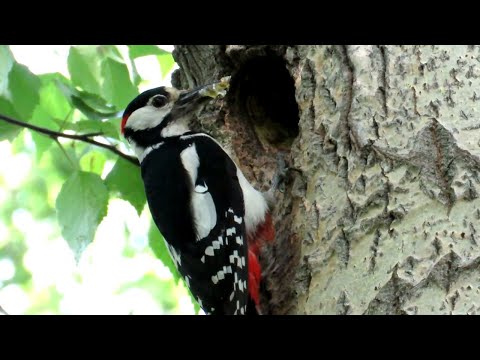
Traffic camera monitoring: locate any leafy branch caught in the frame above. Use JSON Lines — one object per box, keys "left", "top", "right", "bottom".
{"left": 0, "top": 113, "right": 139, "bottom": 166}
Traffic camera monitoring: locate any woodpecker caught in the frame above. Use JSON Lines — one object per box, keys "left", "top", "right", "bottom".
{"left": 121, "top": 78, "right": 275, "bottom": 315}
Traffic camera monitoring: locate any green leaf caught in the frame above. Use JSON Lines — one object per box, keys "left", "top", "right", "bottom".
{"left": 98, "top": 45, "right": 125, "bottom": 63}
{"left": 129, "top": 58, "right": 142, "bottom": 87}
{"left": 67, "top": 46, "right": 102, "bottom": 95}
{"left": 48, "top": 142, "right": 79, "bottom": 179}
{"left": 105, "top": 158, "right": 146, "bottom": 215}
{"left": 63, "top": 46, "right": 139, "bottom": 117}
{"left": 71, "top": 96, "right": 118, "bottom": 121}
{"left": 148, "top": 221, "right": 181, "bottom": 284}
{"left": 158, "top": 53, "right": 175, "bottom": 79}
{"left": 101, "top": 57, "right": 138, "bottom": 109}
{"left": 78, "top": 91, "right": 118, "bottom": 115}
{"left": 38, "top": 79, "right": 72, "bottom": 120}
{"left": 80, "top": 151, "right": 107, "bottom": 175}
{"left": 39, "top": 72, "right": 71, "bottom": 85}
{"left": 9, "top": 63, "right": 41, "bottom": 120}
{"left": 0, "top": 45, "right": 14, "bottom": 97}
{"left": 0, "top": 97, "right": 22, "bottom": 141}
{"left": 71, "top": 119, "right": 119, "bottom": 139}
{"left": 56, "top": 171, "right": 108, "bottom": 262}
{"left": 128, "top": 45, "right": 168, "bottom": 59}
{"left": 55, "top": 79, "right": 118, "bottom": 120}
{"left": 30, "top": 105, "right": 57, "bottom": 160}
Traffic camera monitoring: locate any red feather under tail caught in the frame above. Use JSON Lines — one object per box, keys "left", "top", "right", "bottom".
{"left": 247, "top": 212, "right": 275, "bottom": 313}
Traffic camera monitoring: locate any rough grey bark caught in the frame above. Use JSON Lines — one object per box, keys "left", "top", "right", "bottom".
{"left": 172, "top": 45, "right": 480, "bottom": 315}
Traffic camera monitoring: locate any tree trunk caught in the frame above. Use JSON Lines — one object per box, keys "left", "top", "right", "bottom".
{"left": 172, "top": 45, "right": 480, "bottom": 315}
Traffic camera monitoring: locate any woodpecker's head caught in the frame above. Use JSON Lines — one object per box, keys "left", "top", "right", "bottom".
{"left": 121, "top": 77, "right": 230, "bottom": 153}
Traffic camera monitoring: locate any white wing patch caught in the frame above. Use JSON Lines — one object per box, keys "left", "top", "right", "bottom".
{"left": 191, "top": 191, "right": 217, "bottom": 240}
{"left": 181, "top": 133, "right": 268, "bottom": 236}
{"left": 180, "top": 144, "right": 200, "bottom": 185}
{"left": 194, "top": 183, "right": 208, "bottom": 193}
{"left": 180, "top": 143, "right": 217, "bottom": 240}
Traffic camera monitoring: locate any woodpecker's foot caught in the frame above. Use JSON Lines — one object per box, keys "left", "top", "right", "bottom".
{"left": 264, "top": 153, "right": 289, "bottom": 207}
{"left": 270, "top": 152, "right": 288, "bottom": 193}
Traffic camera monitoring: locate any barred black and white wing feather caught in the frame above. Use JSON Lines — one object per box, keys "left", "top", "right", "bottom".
{"left": 140, "top": 133, "right": 249, "bottom": 315}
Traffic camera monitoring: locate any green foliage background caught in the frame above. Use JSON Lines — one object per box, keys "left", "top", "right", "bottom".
{"left": 0, "top": 45, "right": 199, "bottom": 314}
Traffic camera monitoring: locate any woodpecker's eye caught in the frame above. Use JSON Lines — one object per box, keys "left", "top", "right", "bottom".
{"left": 151, "top": 95, "right": 168, "bottom": 108}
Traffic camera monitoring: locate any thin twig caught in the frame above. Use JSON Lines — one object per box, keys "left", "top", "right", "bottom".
{"left": 81, "top": 132, "right": 104, "bottom": 137}
{"left": 59, "top": 108, "right": 74, "bottom": 132}
{"left": 0, "top": 113, "right": 139, "bottom": 166}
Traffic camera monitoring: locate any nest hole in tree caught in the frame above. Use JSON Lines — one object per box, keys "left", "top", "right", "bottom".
{"left": 227, "top": 55, "right": 299, "bottom": 150}
{"left": 225, "top": 55, "right": 299, "bottom": 191}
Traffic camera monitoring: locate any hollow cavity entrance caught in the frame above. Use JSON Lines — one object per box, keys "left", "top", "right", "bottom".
{"left": 228, "top": 55, "right": 299, "bottom": 150}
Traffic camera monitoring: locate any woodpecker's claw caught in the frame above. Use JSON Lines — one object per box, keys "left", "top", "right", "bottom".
{"left": 270, "top": 152, "right": 288, "bottom": 193}
{"left": 264, "top": 153, "right": 289, "bottom": 208}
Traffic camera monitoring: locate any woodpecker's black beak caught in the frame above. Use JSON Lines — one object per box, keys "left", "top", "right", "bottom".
{"left": 176, "top": 77, "right": 230, "bottom": 108}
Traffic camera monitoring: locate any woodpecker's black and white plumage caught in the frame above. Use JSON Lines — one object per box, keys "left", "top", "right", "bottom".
{"left": 121, "top": 79, "right": 275, "bottom": 315}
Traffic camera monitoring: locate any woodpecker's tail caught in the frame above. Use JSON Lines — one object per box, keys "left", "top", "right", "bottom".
{"left": 246, "top": 297, "right": 260, "bottom": 315}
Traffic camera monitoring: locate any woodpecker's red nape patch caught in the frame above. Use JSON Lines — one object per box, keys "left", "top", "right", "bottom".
{"left": 247, "top": 212, "right": 275, "bottom": 310}
{"left": 121, "top": 114, "right": 129, "bottom": 134}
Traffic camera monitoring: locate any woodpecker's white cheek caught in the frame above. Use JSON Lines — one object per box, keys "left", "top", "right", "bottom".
{"left": 126, "top": 104, "right": 173, "bottom": 131}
